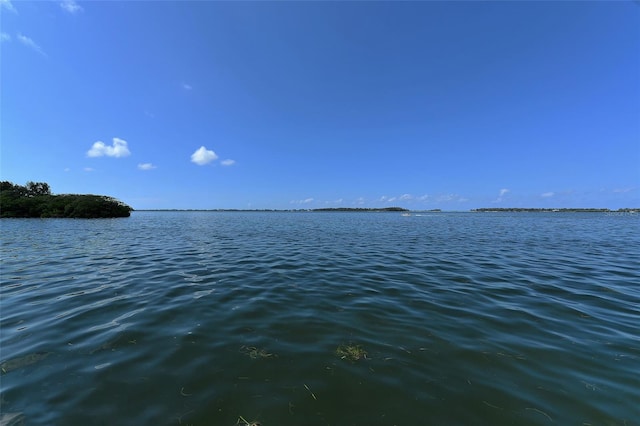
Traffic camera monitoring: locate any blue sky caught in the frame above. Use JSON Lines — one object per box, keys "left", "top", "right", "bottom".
{"left": 1, "top": 1, "right": 638, "bottom": 210}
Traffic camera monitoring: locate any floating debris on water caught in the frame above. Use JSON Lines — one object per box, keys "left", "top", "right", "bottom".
{"left": 336, "top": 344, "right": 367, "bottom": 362}
{"left": 240, "top": 345, "right": 276, "bottom": 359}
{"left": 237, "top": 415, "right": 261, "bottom": 426}
{"left": 303, "top": 383, "right": 317, "bottom": 400}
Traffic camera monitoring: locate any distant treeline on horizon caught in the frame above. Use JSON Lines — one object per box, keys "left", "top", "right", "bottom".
{"left": 471, "top": 208, "right": 638, "bottom": 213}
{"left": 134, "top": 207, "right": 637, "bottom": 213}
{"left": 137, "top": 207, "right": 412, "bottom": 212}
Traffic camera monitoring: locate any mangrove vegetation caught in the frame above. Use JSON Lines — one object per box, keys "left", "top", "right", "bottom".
{"left": 0, "top": 181, "right": 133, "bottom": 218}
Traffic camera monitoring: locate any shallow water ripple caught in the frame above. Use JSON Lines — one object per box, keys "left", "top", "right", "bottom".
{"left": 1, "top": 212, "right": 638, "bottom": 425}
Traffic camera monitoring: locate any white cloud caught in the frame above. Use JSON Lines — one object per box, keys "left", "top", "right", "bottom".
{"left": 83, "top": 167, "right": 94, "bottom": 172}
{"left": 182, "top": 82, "right": 193, "bottom": 91}
{"left": 399, "top": 193, "right": 413, "bottom": 201}
{"left": 190, "top": 146, "right": 217, "bottom": 165}
{"left": 87, "top": 137, "right": 131, "bottom": 158}
{"left": 60, "top": 0, "right": 82, "bottom": 14}
{"left": 17, "top": 33, "right": 47, "bottom": 56}
{"left": 0, "top": 0, "right": 17, "bottom": 13}
{"left": 0, "top": 33, "right": 10, "bottom": 42}
{"left": 541, "top": 192, "right": 555, "bottom": 198}
{"left": 138, "top": 163, "right": 157, "bottom": 171}
{"left": 220, "top": 159, "right": 236, "bottom": 166}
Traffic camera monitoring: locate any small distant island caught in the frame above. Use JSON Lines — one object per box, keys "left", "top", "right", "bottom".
{"left": 1, "top": 181, "right": 133, "bottom": 218}
{"left": 471, "top": 207, "right": 638, "bottom": 213}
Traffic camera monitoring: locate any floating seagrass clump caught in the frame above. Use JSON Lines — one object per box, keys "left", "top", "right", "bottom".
{"left": 336, "top": 344, "right": 367, "bottom": 362}
{"left": 240, "top": 345, "right": 276, "bottom": 359}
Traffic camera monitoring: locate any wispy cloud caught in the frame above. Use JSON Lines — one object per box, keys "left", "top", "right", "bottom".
{"left": 494, "top": 188, "right": 510, "bottom": 203}
{"left": 138, "top": 163, "right": 157, "bottom": 171}
{"left": 87, "top": 137, "right": 131, "bottom": 158}
{"left": 83, "top": 167, "right": 95, "bottom": 172}
{"left": 0, "top": 0, "right": 17, "bottom": 14}
{"left": 60, "top": 0, "right": 83, "bottom": 14}
{"left": 220, "top": 159, "right": 236, "bottom": 166}
{"left": 291, "top": 198, "right": 314, "bottom": 204}
{"left": 0, "top": 33, "right": 11, "bottom": 42}
{"left": 380, "top": 193, "right": 416, "bottom": 203}
{"left": 17, "top": 33, "right": 47, "bottom": 57}
{"left": 182, "top": 82, "right": 193, "bottom": 91}
{"left": 613, "top": 187, "right": 635, "bottom": 193}
{"left": 435, "top": 193, "right": 468, "bottom": 203}
{"left": 191, "top": 146, "right": 217, "bottom": 165}
{"left": 382, "top": 192, "right": 466, "bottom": 205}
{"left": 437, "top": 194, "right": 455, "bottom": 202}
{"left": 541, "top": 192, "right": 555, "bottom": 198}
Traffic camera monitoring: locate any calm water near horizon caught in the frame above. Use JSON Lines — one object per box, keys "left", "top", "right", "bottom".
{"left": 1, "top": 211, "right": 638, "bottom": 425}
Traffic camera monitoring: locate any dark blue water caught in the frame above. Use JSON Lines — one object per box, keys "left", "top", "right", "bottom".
{"left": 1, "top": 212, "right": 639, "bottom": 425}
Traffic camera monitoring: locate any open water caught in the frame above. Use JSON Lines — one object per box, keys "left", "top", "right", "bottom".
{"left": 1, "top": 211, "right": 639, "bottom": 425}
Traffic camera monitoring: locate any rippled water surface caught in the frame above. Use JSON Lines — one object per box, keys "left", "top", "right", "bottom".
{"left": 1, "top": 211, "right": 639, "bottom": 425}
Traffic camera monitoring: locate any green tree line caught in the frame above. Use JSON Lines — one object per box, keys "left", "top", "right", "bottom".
{"left": 0, "top": 181, "right": 133, "bottom": 218}
{"left": 312, "top": 207, "right": 408, "bottom": 212}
